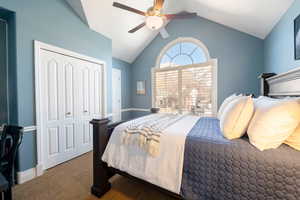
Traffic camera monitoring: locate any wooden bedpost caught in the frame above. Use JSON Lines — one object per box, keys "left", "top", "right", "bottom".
{"left": 90, "top": 118, "right": 111, "bottom": 197}
{"left": 259, "top": 73, "right": 276, "bottom": 96}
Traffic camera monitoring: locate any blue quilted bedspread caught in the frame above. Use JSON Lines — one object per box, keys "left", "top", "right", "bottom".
{"left": 181, "top": 117, "right": 300, "bottom": 200}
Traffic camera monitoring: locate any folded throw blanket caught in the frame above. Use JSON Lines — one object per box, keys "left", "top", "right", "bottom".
{"left": 121, "top": 114, "right": 185, "bottom": 156}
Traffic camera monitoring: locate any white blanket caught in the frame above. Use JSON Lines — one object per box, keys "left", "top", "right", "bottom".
{"left": 122, "top": 114, "right": 186, "bottom": 157}
{"left": 102, "top": 114, "right": 200, "bottom": 194}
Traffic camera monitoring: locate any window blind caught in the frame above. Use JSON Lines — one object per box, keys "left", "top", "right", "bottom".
{"left": 153, "top": 63, "right": 214, "bottom": 116}
{"left": 154, "top": 69, "right": 179, "bottom": 113}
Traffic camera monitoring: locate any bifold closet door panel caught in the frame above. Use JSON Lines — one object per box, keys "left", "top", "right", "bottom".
{"left": 77, "top": 61, "right": 104, "bottom": 154}
{"left": 89, "top": 63, "right": 103, "bottom": 118}
{"left": 75, "top": 61, "right": 103, "bottom": 118}
{"left": 76, "top": 62, "right": 90, "bottom": 154}
{"left": 76, "top": 63, "right": 91, "bottom": 119}
{"left": 60, "top": 56, "right": 78, "bottom": 156}
{"left": 40, "top": 50, "right": 79, "bottom": 169}
{"left": 88, "top": 63, "right": 104, "bottom": 145}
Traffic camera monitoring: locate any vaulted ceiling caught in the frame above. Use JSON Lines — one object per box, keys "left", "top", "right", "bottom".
{"left": 66, "top": 0, "right": 294, "bottom": 63}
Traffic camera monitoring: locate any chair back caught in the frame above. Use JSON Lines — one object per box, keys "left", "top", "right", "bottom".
{"left": 0, "top": 125, "right": 23, "bottom": 185}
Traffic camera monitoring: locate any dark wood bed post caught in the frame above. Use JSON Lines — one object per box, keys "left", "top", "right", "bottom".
{"left": 90, "top": 118, "right": 111, "bottom": 197}
{"left": 259, "top": 73, "right": 276, "bottom": 96}
{"left": 90, "top": 108, "right": 160, "bottom": 198}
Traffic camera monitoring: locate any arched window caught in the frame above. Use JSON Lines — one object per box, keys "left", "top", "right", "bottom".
{"left": 153, "top": 38, "right": 217, "bottom": 116}
{"left": 156, "top": 37, "right": 210, "bottom": 68}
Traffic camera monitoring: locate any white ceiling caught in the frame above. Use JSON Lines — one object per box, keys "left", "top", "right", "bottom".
{"left": 184, "top": 0, "right": 294, "bottom": 39}
{"left": 67, "top": 0, "right": 294, "bottom": 63}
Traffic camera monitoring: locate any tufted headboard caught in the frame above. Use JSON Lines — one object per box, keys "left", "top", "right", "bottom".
{"left": 260, "top": 67, "right": 300, "bottom": 97}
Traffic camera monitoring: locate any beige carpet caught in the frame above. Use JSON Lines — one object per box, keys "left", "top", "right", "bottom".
{"left": 13, "top": 152, "right": 176, "bottom": 200}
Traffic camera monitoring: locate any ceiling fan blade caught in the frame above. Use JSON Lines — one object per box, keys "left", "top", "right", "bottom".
{"left": 113, "top": 2, "right": 146, "bottom": 16}
{"left": 164, "top": 12, "right": 197, "bottom": 20}
{"left": 129, "top": 22, "right": 146, "bottom": 33}
{"left": 154, "top": 0, "right": 165, "bottom": 10}
{"left": 160, "top": 27, "right": 169, "bottom": 39}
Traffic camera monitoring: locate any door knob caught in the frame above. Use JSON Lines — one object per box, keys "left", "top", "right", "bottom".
{"left": 84, "top": 110, "right": 88, "bottom": 113}
{"left": 66, "top": 112, "right": 71, "bottom": 115}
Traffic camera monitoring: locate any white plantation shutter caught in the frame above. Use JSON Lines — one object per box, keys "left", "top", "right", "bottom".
{"left": 181, "top": 65, "right": 213, "bottom": 116}
{"left": 153, "top": 69, "right": 179, "bottom": 113}
{"left": 153, "top": 61, "right": 216, "bottom": 116}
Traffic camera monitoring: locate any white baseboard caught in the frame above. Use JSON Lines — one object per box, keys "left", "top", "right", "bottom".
{"left": 36, "top": 164, "right": 44, "bottom": 177}
{"left": 122, "top": 108, "right": 150, "bottom": 112}
{"left": 17, "top": 165, "right": 44, "bottom": 184}
{"left": 130, "top": 108, "right": 150, "bottom": 112}
{"left": 121, "top": 108, "right": 132, "bottom": 112}
{"left": 17, "top": 168, "right": 36, "bottom": 184}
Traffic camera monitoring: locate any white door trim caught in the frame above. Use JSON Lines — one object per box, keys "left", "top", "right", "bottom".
{"left": 34, "top": 40, "right": 107, "bottom": 175}
{"left": 112, "top": 68, "right": 122, "bottom": 121}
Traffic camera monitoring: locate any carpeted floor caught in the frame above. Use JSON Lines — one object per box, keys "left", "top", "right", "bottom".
{"left": 13, "top": 152, "right": 176, "bottom": 200}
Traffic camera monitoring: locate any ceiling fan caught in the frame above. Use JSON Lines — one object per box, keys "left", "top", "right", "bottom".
{"left": 113, "top": 0, "right": 197, "bottom": 37}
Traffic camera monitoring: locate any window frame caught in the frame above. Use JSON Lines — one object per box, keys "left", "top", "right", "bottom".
{"left": 155, "top": 37, "right": 211, "bottom": 67}
{"left": 152, "top": 38, "right": 218, "bottom": 116}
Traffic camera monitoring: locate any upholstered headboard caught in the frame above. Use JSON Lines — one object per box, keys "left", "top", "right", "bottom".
{"left": 260, "top": 67, "right": 300, "bottom": 97}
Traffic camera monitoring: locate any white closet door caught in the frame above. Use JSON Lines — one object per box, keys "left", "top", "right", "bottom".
{"left": 75, "top": 60, "right": 103, "bottom": 154}
{"left": 90, "top": 63, "right": 103, "bottom": 118}
{"left": 40, "top": 49, "right": 104, "bottom": 169}
{"left": 61, "top": 59, "right": 77, "bottom": 157}
{"left": 41, "top": 50, "right": 78, "bottom": 169}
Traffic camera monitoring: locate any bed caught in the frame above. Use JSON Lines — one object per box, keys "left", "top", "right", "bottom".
{"left": 90, "top": 68, "right": 300, "bottom": 200}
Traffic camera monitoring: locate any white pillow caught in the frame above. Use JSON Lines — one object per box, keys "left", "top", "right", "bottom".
{"left": 255, "top": 96, "right": 300, "bottom": 103}
{"left": 285, "top": 124, "right": 300, "bottom": 151}
{"left": 218, "top": 94, "right": 241, "bottom": 119}
{"left": 220, "top": 96, "right": 254, "bottom": 139}
{"left": 284, "top": 96, "right": 300, "bottom": 103}
{"left": 247, "top": 100, "right": 300, "bottom": 151}
{"left": 253, "top": 96, "right": 275, "bottom": 107}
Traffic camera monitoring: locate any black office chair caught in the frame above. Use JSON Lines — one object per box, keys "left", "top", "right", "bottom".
{"left": 0, "top": 125, "right": 23, "bottom": 200}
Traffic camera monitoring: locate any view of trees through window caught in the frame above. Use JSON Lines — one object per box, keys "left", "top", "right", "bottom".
{"left": 154, "top": 40, "right": 215, "bottom": 116}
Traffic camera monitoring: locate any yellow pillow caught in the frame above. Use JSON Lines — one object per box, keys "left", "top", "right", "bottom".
{"left": 285, "top": 124, "right": 300, "bottom": 151}
{"left": 248, "top": 100, "right": 300, "bottom": 151}
{"left": 218, "top": 94, "right": 242, "bottom": 119}
{"left": 220, "top": 96, "right": 254, "bottom": 139}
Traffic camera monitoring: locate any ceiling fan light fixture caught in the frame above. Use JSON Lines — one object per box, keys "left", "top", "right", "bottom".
{"left": 112, "top": 1, "right": 197, "bottom": 34}
{"left": 146, "top": 16, "right": 164, "bottom": 30}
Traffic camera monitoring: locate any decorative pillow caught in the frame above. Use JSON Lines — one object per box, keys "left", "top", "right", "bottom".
{"left": 284, "top": 97, "right": 300, "bottom": 151}
{"left": 220, "top": 96, "right": 254, "bottom": 139}
{"left": 285, "top": 124, "right": 300, "bottom": 151}
{"left": 217, "top": 94, "right": 241, "bottom": 119}
{"left": 247, "top": 100, "right": 300, "bottom": 151}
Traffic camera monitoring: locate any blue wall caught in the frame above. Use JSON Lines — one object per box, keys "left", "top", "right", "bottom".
{"left": 0, "top": 0, "right": 112, "bottom": 171}
{"left": 264, "top": 1, "right": 300, "bottom": 73}
{"left": 130, "top": 16, "right": 264, "bottom": 109}
{"left": 112, "top": 58, "right": 132, "bottom": 109}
